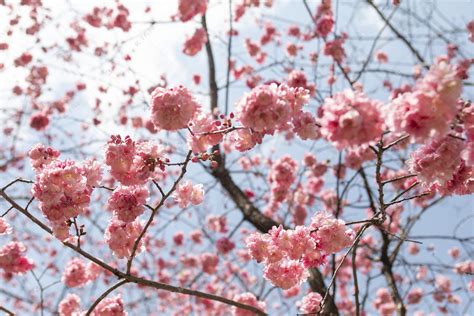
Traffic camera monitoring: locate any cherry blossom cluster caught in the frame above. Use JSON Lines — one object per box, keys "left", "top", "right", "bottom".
{"left": 150, "top": 86, "right": 201, "bottom": 131}
{"left": 0, "top": 242, "right": 35, "bottom": 277}
{"left": 173, "top": 180, "right": 205, "bottom": 208}
{"left": 104, "top": 135, "right": 166, "bottom": 185}
{"left": 408, "top": 135, "right": 473, "bottom": 195}
{"left": 176, "top": 0, "right": 207, "bottom": 22}
{"left": 30, "top": 144, "right": 101, "bottom": 240}
{"left": 84, "top": 4, "right": 132, "bottom": 32}
{"left": 61, "top": 258, "right": 102, "bottom": 288}
{"left": 319, "top": 89, "right": 384, "bottom": 150}
{"left": 107, "top": 185, "right": 149, "bottom": 223}
{"left": 183, "top": 28, "right": 207, "bottom": 56}
{"left": 235, "top": 83, "right": 318, "bottom": 139}
{"left": 58, "top": 293, "right": 127, "bottom": 316}
{"left": 232, "top": 292, "right": 266, "bottom": 316}
{"left": 387, "top": 58, "right": 462, "bottom": 141}
{"left": 297, "top": 292, "right": 323, "bottom": 314}
{"left": 104, "top": 217, "right": 144, "bottom": 259}
{"left": 246, "top": 212, "right": 354, "bottom": 289}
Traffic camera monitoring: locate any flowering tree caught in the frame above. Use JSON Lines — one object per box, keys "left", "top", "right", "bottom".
{"left": 0, "top": 0, "right": 473, "bottom": 315}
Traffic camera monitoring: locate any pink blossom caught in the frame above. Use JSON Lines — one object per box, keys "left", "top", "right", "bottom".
{"left": 177, "top": 0, "right": 207, "bottom": 22}
{"left": 375, "top": 50, "right": 388, "bottom": 63}
{"left": 316, "top": 14, "right": 334, "bottom": 37}
{"left": 31, "top": 157, "right": 95, "bottom": 240}
{"left": 216, "top": 237, "right": 235, "bottom": 254}
{"left": 183, "top": 28, "right": 207, "bottom": 56}
{"left": 104, "top": 218, "right": 144, "bottom": 259}
{"left": 0, "top": 241, "right": 34, "bottom": 274}
{"left": 173, "top": 231, "right": 184, "bottom": 245}
{"left": 28, "top": 143, "right": 61, "bottom": 171}
{"left": 229, "top": 128, "right": 264, "bottom": 152}
{"left": 310, "top": 211, "right": 354, "bottom": 254}
{"left": 287, "top": 70, "right": 315, "bottom": 96}
{"left": 30, "top": 111, "right": 50, "bottom": 130}
{"left": 408, "top": 243, "right": 420, "bottom": 255}
{"left": 0, "top": 218, "right": 12, "bottom": 235}
{"left": 90, "top": 294, "right": 127, "bottom": 316}
{"left": 467, "top": 21, "right": 474, "bottom": 42}
{"left": 297, "top": 292, "right": 322, "bottom": 314}
{"left": 58, "top": 293, "right": 81, "bottom": 316}
{"left": 454, "top": 260, "right": 474, "bottom": 275}
{"left": 344, "top": 145, "right": 375, "bottom": 169}
{"left": 387, "top": 59, "right": 462, "bottom": 141}
{"left": 323, "top": 37, "right": 346, "bottom": 63}
{"left": 206, "top": 215, "right": 228, "bottom": 233}
{"left": 319, "top": 89, "right": 384, "bottom": 149}
{"left": 407, "top": 288, "right": 424, "bottom": 304}
{"left": 107, "top": 185, "right": 149, "bottom": 222}
{"left": 62, "top": 258, "right": 89, "bottom": 288}
{"left": 268, "top": 155, "right": 298, "bottom": 203}
{"left": 407, "top": 136, "right": 464, "bottom": 191}
{"left": 150, "top": 86, "right": 200, "bottom": 131}
{"left": 373, "top": 288, "right": 397, "bottom": 315}
{"left": 200, "top": 252, "right": 219, "bottom": 274}
{"left": 187, "top": 113, "right": 223, "bottom": 153}
{"left": 105, "top": 135, "right": 165, "bottom": 185}
{"left": 173, "top": 180, "right": 204, "bottom": 208}
{"left": 435, "top": 275, "right": 451, "bottom": 292}
{"left": 263, "top": 260, "right": 309, "bottom": 289}
{"left": 245, "top": 38, "right": 260, "bottom": 57}
{"left": 232, "top": 292, "right": 266, "bottom": 316}
{"left": 448, "top": 247, "right": 460, "bottom": 259}
{"left": 292, "top": 112, "right": 320, "bottom": 140}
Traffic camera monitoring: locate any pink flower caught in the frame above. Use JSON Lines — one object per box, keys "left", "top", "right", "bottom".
{"left": 28, "top": 143, "right": 60, "bottom": 171}
{"left": 310, "top": 211, "right": 354, "bottom": 254}
{"left": 62, "top": 258, "right": 89, "bottom": 288}
{"left": 187, "top": 113, "right": 223, "bottom": 153}
{"left": 58, "top": 293, "right": 81, "bottom": 316}
{"left": 30, "top": 111, "right": 50, "bottom": 130}
{"left": 467, "top": 21, "right": 474, "bottom": 42}
{"left": 0, "top": 242, "right": 34, "bottom": 274}
{"left": 104, "top": 218, "right": 144, "bottom": 259}
{"left": 183, "top": 28, "right": 207, "bottom": 56}
{"left": 216, "top": 237, "right": 235, "bottom": 254}
{"left": 150, "top": 86, "right": 200, "bottom": 131}
{"left": 287, "top": 70, "right": 315, "bottom": 96}
{"left": 0, "top": 218, "right": 12, "bottom": 235}
{"left": 105, "top": 135, "right": 165, "bottom": 185}
{"left": 200, "top": 252, "right": 219, "bottom": 274}
{"left": 375, "top": 50, "right": 388, "bottom": 63}
{"left": 387, "top": 59, "right": 462, "bottom": 141}
{"left": 316, "top": 14, "right": 334, "bottom": 37}
{"left": 435, "top": 275, "right": 451, "bottom": 292}
{"left": 229, "top": 128, "right": 263, "bottom": 152}
{"left": 454, "top": 260, "right": 474, "bottom": 275}
{"left": 263, "top": 260, "right": 309, "bottom": 289}
{"left": 298, "top": 292, "right": 322, "bottom": 314}
{"left": 90, "top": 294, "right": 127, "bottom": 316}
{"left": 319, "top": 89, "right": 384, "bottom": 150}
{"left": 408, "top": 243, "right": 420, "bottom": 255}
{"left": 292, "top": 112, "right": 320, "bottom": 140}
{"left": 448, "top": 247, "right": 460, "bottom": 259}
{"left": 323, "top": 37, "right": 346, "bottom": 63}
{"left": 407, "top": 288, "right": 424, "bottom": 305}
{"left": 177, "top": 0, "right": 207, "bottom": 22}
{"left": 232, "top": 292, "right": 266, "bottom": 316}
{"left": 268, "top": 155, "right": 298, "bottom": 203}
{"left": 407, "top": 136, "right": 464, "bottom": 191}
{"left": 236, "top": 83, "right": 290, "bottom": 133}
{"left": 31, "top": 157, "right": 95, "bottom": 240}
{"left": 173, "top": 231, "right": 184, "bottom": 245}
{"left": 206, "top": 215, "right": 228, "bottom": 233}
{"left": 173, "top": 180, "right": 204, "bottom": 208}
{"left": 107, "top": 185, "right": 149, "bottom": 222}
{"left": 344, "top": 145, "right": 375, "bottom": 169}
{"left": 373, "top": 288, "right": 396, "bottom": 315}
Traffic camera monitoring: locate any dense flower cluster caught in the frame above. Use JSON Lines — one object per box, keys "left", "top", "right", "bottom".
{"left": 187, "top": 113, "right": 223, "bottom": 153}
{"left": 235, "top": 83, "right": 311, "bottom": 135}
{"left": 62, "top": 257, "right": 89, "bottom": 288}
{"left": 319, "top": 89, "right": 384, "bottom": 149}
{"left": 90, "top": 294, "right": 127, "bottom": 316}
{"left": 267, "top": 155, "right": 298, "bottom": 203}
{"left": 0, "top": 218, "right": 12, "bottom": 235}
{"left": 373, "top": 288, "right": 396, "bottom": 315}
{"left": 150, "top": 86, "right": 200, "bottom": 131}
{"left": 177, "top": 0, "right": 207, "bottom": 22}
{"left": 232, "top": 292, "right": 266, "bottom": 316}
{"left": 0, "top": 241, "right": 34, "bottom": 275}
{"left": 228, "top": 128, "right": 264, "bottom": 152}
{"left": 408, "top": 136, "right": 473, "bottom": 195}
{"left": 30, "top": 144, "right": 101, "bottom": 240}
{"left": 183, "top": 28, "right": 207, "bottom": 56}
{"left": 58, "top": 293, "right": 81, "bottom": 316}
{"left": 104, "top": 217, "right": 144, "bottom": 259}
{"left": 107, "top": 185, "right": 149, "bottom": 222}
{"left": 297, "top": 292, "right": 323, "bottom": 314}
{"left": 173, "top": 180, "right": 204, "bottom": 208}
{"left": 246, "top": 212, "right": 353, "bottom": 289}
{"left": 105, "top": 135, "right": 165, "bottom": 185}
{"left": 387, "top": 58, "right": 462, "bottom": 141}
